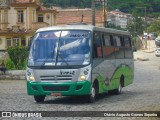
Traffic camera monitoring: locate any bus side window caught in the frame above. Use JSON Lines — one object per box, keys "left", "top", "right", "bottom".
{"left": 93, "top": 33, "right": 103, "bottom": 58}
{"left": 114, "top": 36, "right": 125, "bottom": 59}
{"left": 102, "top": 34, "right": 115, "bottom": 59}
{"left": 124, "top": 37, "right": 133, "bottom": 58}
{"left": 110, "top": 35, "right": 114, "bottom": 46}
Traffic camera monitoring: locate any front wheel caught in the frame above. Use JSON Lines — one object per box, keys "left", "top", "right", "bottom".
{"left": 34, "top": 95, "right": 45, "bottom": 103}
{"left": 87, "top": 84, "right": 96, "bottom": 103}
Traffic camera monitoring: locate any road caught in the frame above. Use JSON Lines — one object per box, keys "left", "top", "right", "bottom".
{"left": 0, "top": 50, "right": 160, "bottom": 120}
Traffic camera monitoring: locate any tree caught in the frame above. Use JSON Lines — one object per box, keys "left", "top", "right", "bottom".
{"left": 147, "top": 20, "right": 160, "bottom": 35}
{"left": 7, "top": 46, "right": 28, "bottom": 70}
{"left": 127, "top": 15, "right": 145, "bottom": 36}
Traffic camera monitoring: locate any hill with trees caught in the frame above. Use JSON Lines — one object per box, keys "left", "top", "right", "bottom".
{"left": 41, "top": 0, "right": 160, "bottom": 18}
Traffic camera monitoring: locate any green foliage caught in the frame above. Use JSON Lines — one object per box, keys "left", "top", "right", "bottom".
{"left": 107, "top": 23, "right": 127, "bottom": 31}
{"left": 41, "top": 0, "right": 92, "bottom": 8}
{"left": 127, "top": 16, "right": 145, "bottom": 36}
{"left": 4, "top": 58, "right": 16, "bottom": 70}
{"left": 147, "top": 20, "right": 160, "bottom": 35}
{"left": 7, "top": 46, "right": 28, "bottom": 70}
{"left": 40, "top": 0, "right": 160, "bottom": 18}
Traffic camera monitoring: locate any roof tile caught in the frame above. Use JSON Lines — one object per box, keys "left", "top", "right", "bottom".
{"left": 56, "top": 9, "right": 104, "bottom": 24}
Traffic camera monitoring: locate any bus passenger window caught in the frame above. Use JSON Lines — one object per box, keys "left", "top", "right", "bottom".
{"left": 102, "top": 34, "right": 115, "bottom": 59}
{"left": 93, "top": 33, "right": 102, "bottom": 58}
{"left": 124, "top": 37, "right": 133, "bottom": 58}
{"left": 114, "top": 36, "right": 125, "bottom": 59}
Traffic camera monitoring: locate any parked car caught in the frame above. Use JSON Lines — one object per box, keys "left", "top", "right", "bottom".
{"left": 148, "top": 32, "right": 157, "bottom": 40}
{"left": 155, "top": 37, "right": 160, "bottom": 47}
{"left": 142, "top": 35, "right": 149, "bottom": 40}
{"left": 155, "top": 48, "right": 160, "bottom": 57}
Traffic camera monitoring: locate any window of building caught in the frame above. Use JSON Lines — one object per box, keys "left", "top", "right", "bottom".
{"left": 13, "top": 37, "right": 19, "bottom": 46}
{"left": 18, "top": 11, "right": 24, "bottom": 23}
{"left": 21, "top": 37, "right": 26, "bottom": 46}
{"left": 6, "top": 38, "right": 11, "bottom": 47}
{"left": 38, "top": 14, "right": 43, "bottom": 22}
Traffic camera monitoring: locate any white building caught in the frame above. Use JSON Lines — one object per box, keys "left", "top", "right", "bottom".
{"left": 107, "top": 9, "right": 132, "bottom": 29}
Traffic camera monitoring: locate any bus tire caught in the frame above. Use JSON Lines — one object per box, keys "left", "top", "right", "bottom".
{"left": 34, "top": 95, "right": 45, "bottom": 103}
{"left": 113, "top": 82, "right": 122, "bottom": 95}
{"left": 87, "top": 84, "right": 96, "bottom": 103}
{"left": 108, "top": 81, "right": 122, "bottom": 95}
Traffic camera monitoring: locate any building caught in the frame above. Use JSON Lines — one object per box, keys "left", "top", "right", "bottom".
{"left": 0, "top": 0, "right": 105, "bottom": 51}
{"left": 56, "top": 8, "right": 104, "bottom": 27}
{"left": 107, "top": 9, "right": 131, "bottom": 29}
{"left": 0, "top": 0, "right": 57, "bottom": 50}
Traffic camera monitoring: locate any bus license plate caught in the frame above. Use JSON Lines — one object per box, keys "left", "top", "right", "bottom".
{"left": 50, "top": 92, "right": 62, "bottom": 96}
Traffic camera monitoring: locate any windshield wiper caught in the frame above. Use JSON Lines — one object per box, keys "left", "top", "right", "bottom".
{"left": 57, "top": 53, "right": 70, "bottom": 66}
{"left": 40, "top": 51, "right": 55, "bottom": 68}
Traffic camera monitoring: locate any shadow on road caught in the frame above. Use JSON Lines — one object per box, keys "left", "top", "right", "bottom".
{"left": 38, "top": 90, "right": 145, "bottom": 105}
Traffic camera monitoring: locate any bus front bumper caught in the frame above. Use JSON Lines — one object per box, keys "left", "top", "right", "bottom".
{"left": 27, "top": 81, "right": 91, "bottom": 96}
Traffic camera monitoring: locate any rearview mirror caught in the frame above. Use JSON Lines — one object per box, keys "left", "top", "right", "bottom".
{"left": 28, "top": 36, "right": 33, "bottom": 51}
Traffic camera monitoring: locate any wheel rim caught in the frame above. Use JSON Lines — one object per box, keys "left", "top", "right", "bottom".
{"left": 91, "top": 87, "right": 95, "bottom": 98}
{"left": 118, "top": 83, "right": 122, "bottom": 93}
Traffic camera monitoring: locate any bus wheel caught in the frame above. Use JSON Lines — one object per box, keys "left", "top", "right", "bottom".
{"left": 108, "top": 82, "right": 122, "bottom": 95}
{"left": 113, "top": 82, "right": 122, "bottom": 95}
{"left": 87, "top": 84, "right": 96, "bottom": 103}
{"left": 34, "top": 95, "right": 45, "bottom": 103}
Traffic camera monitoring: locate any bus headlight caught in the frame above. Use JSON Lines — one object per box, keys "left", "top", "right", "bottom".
{"left": 29, "top": 75, "right": 35, "bottom": 81}
{"left": 27, "top": 69, "right": 35, "bottom": 81}
{"left": 80, "top": 75, "right": 86, "bottom": 81}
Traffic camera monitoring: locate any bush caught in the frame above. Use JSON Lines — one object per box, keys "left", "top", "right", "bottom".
{"left": 7, "top": 46, "right": 28, "bottom": 70}
{"left": 4, "top": 58, "right": 16, "bottom": 70}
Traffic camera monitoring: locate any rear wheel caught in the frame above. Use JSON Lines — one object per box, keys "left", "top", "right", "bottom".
{"left": 34, "top": 95, "right": 45, "bottom": 103}
{"left": 113, "top": 82, "right": 122, "bottom": 95}
{"left": 108, "top": 81, "right": 122, "bottom": 95}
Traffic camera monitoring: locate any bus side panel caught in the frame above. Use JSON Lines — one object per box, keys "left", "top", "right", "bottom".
{"left": 92, "top": 59, "right": 116, "bottom": 93}
{"left": 124, "top": 59, "right": 134, "bottom": 86}
{"left": 92, "top": 59, "right": 134, "bottom": 93}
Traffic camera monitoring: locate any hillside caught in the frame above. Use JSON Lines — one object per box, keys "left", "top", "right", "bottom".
{"left": 41, "top": 0, "right": 160, "bottom": 18}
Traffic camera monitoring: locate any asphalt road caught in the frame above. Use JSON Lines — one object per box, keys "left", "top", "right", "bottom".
{"left": 0, "top": 50, "right": 160, "bottom": 120}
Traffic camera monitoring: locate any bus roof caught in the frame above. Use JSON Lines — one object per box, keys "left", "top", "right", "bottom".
{"left": 36, "top": 24, "right": 130, "bottom": 36}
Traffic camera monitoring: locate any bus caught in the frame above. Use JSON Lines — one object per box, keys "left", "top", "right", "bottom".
{"left": 26, "top": 24, "right": 134, "bottom": 103}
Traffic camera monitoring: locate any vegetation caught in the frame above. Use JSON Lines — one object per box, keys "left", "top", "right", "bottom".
{"left": 127, "top": 15, "right": 145, "bottom": 36}
{"left": 4, "top": 58, "right": 16, "bottom": 70}
{"left": 41, "top": 0, "right": 160, "bottom": 18}
{"left": 7, "top": 46, "right": 28, "bottom": 70}
{"left": 147, "top": 20, "right": 160, "bottom": 35}
{"left": 40, "top": 0, "right": 160, "bottom": 34}
{"left": 41, "top": 0, "right": 91, "bottom": 8}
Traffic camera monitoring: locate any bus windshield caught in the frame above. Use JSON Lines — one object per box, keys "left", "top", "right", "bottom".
{"left": 28, "top": 30, "right": 91, "bottom": 67}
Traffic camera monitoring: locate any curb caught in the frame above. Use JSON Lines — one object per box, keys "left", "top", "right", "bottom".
{"left": 0, "top": 70, "right": 26, "bottom": 80}
{"left": 143, "top": 50, "right": 155, "bottom": 53}
{"left": 136, "top": 57, "right": 149, "bottom": 61}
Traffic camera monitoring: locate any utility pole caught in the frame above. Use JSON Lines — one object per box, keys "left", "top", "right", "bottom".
{"left": 103, "top": 0, "right": 106, "bottom": 27}
{"left": 92, "top": 0, "right": 107, "bottom": 27}
{"left": 92, "top": 0, "right": 95, "bottom": 26}
{"left": 136, "top": 7, "right": 147, "bottom": 48}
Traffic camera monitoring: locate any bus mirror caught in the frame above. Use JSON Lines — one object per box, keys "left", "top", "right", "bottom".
{"left": 28, "top": 37, "right": 33, "bottom": 50}
{"left": 132, "top": 45, "right": 137, "bottom": 52}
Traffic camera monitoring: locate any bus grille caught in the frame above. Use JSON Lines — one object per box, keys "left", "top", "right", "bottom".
{"left": 40, "top": 75, "right": 72, "bottom": 81}
{"left": 42, "top": 86, "right": 69, "bottom": 91}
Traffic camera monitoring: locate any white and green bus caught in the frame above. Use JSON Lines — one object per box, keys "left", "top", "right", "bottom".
{"left": 26, "top": 24, "right": 134, "bottom": 103}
